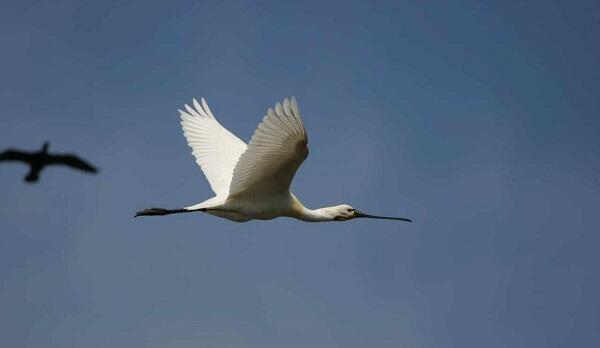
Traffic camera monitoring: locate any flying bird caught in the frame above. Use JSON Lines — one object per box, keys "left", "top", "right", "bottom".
{"left": 135, "top": 97, "right": 411, "bottom": 223}
{"left": 0, "top": 142, "right": 98, "bottom": 183}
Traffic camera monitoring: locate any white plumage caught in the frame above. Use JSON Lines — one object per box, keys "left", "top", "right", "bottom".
{"left": 179, "top": 98, "right": 246, "bottom": 197}
{"left": 136, "top": 97, "right": 411, "bottom": 223}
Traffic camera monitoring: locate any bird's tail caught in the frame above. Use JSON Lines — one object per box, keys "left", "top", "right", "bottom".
{"left": 134, "top": 207, "right": 205, "bottom": 217}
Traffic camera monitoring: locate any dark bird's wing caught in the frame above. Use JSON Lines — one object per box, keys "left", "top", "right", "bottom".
{"left": 0, "top": 149, "right": 32, "bottom": 163}
{"left": 46, "top": 154, "right": 99, "bottom": 173}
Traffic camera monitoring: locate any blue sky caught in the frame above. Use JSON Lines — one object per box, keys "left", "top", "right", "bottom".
{"left": 1, "top": 0, "right": 599, "bottom": 347}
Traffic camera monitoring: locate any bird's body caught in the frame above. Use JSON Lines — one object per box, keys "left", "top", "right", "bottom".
{"left": 136, "top": 97, "right": 411, "bottom": 223}
{"left": 0, "top": 142, "right": 98, "bottom": 183}
{"left": 193, "top": 193, "right": 295, "bottom": 222}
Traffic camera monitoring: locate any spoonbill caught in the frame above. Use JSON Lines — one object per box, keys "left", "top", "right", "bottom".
{"left": 0, "top": 142, "right": 98, "bottom": 183}
{"left": 135, "top": 97, "right": 411, "bottom": 223}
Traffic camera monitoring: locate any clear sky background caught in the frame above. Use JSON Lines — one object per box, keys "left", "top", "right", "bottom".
{"left": 1, "top": 0, "right": 599, "bottom": 347}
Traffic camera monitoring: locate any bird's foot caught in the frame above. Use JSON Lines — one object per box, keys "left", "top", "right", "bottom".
{"left": 134, "top": 207, "right": 170, "bottom": 217}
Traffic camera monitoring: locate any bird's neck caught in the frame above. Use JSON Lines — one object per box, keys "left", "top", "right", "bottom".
{"left": 297, "top": 206, "right": 337, "bottom": 222}
{"left": 289, "top": 194, "right": 337, "bottom": 222}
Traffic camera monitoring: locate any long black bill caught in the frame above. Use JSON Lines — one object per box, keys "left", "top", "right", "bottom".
{"left": 354, "top": 210, "right": 412, "bottom": 223}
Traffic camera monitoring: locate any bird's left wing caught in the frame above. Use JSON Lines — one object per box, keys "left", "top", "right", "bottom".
{"left": 46, "top": 154, "right": 98, "bottom": 173}
{"left": 228, "top": 97, "right": 308, "bottom": 200}
{"left": 179, "top": 98, "right": 248, "bottom": 197}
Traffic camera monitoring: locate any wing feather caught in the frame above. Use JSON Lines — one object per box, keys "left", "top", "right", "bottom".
{"left": 179, "top": 98, "right": 247, "bottom": 197}
{"left": 228, "top": 97, "right": 308, "bottom": 199}
{"left": 47, "top": 155, "right": 98, "bottom": 172}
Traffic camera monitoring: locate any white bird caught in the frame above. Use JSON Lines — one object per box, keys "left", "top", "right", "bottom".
{"left": 135, "top": 97, "right": 412, "bottom": 223}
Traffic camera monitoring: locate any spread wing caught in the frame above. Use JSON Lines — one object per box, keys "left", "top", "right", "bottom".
{"left": 179, "top": 98, "right": 248, "bottom": 197}
{"left": 0, "top": 149, "right": 32, "bottom": 163}
{"left": 228, "top": 97, "right": 308, "bottom": 199}
{"left": 46, "top": 154, "right": 98, "bottom": 173}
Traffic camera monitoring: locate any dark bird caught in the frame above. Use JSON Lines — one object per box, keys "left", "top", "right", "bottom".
{"left": 0, "top": 142, "right": 98, "bottom": 183}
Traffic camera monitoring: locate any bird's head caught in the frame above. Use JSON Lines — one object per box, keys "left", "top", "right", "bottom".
{"left": 329, "top": 204, "right": 412, "bottom": 223}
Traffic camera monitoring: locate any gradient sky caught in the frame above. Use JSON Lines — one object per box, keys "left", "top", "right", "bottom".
{"left": 1, "top": 0, "right": 599, "bottom": 347}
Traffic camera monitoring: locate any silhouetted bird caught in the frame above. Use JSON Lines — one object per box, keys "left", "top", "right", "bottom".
{"left": 0, "top": 142, "right": 98, "bottom": 183}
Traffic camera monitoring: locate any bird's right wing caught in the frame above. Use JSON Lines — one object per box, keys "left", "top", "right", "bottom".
{"left": 228, "top": 97, "right": 308, "bottom": 200}
{"left": 46, "top": 154, "right": 98, "bottom": 173}
{"left": 179, "top": 98, "right": 248, "bottom": 197}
